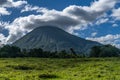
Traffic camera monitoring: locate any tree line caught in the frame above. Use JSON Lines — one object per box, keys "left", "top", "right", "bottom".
{"left": 0, "top": 45, "right": 79, "bottom": 58}
{"left": 0, "top": 45, "right": 120, "bottom": 58}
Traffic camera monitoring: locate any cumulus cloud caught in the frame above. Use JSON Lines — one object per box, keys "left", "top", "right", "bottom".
{"left": 0, "top": 21, "right": 9, "bottom": 28}
{"left": 112, "top": 8, "right": 120, "bottom": 20}
{"left": 21, "top": 4, "right": 46, "bottom": 13}
{"left": 90, "top": 0, "right": 118, "bottom": 12}
{"left": 0, "top": 0, "right": 27, "bottom": 16}
{"left": 64, "top": 0, "right": 117, "bottom": 22}
{"left": 91, "top": 32, "right": 97, "bottom": 37}
{"left": 112, "top": 24, "right": 118, "bottom": 27}
{"left": 0, "top": 34, "right": 7, "bottom": 46}
{"left": 0, "top": 7, "right": 10, "bottom": 16}
{"left": 86, "top": 34, "right": 120, "bottom": 48}
{"left": 95, "top": 18, "right": 109, "bottom": 25}
{"left": 0, "top": 21, "right": 9, "bottom": 46}
{"left": 2, "top": 0, "right": 27, "bottom": 8}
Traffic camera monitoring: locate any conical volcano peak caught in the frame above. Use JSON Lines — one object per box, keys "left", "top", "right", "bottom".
{"left": 32, "top": 26, "right": 68, "bottom": 36}
{"left": 13, "top": 26, "right": 100, "bottom": 53}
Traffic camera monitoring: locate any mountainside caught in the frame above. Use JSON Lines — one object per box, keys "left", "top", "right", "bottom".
{"left": 13, "top": 26, "right": 100, "bottom": 53}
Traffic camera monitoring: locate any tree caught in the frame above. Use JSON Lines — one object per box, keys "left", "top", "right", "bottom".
{"left": 100, "top": 45, "right": 120, "bottom": 57}
{"left": 90, "top": 46, "right": 101, "bottom": 57}
{"left": 90, "top": 45, "right": 120, "bottom": 57}
{"left": 70, "top": 48, "right": 77, "bottom": 57}
{"left": 28, "top": 48, "right": 43, "bottom": 57}
{"left": 58, "top": 50, "right": 69, "bottom": 58}
{"left": 0, "top": 45, "right": 21, "bottom": 57}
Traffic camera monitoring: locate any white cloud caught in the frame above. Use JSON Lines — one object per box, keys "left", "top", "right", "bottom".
{"left": 96, "top": 18, "right": 109, "bottom": 25}
{"left": 0, "top": 21, "right": 9, "bottom": 46}
{"left": 90, "top": 0, "right": 118, "bottom": 12}
{"left": 0, "top": 7, "right": 10, "bottom": 16}
{"left": 0, "top": 0, "right": 27, "bottom": 16}
{"left": 112, "top": 8, "right": 120, "bottom": 20}
{"left": 91, "top": 32, "right": 97, "bottom": 37}
{"left": 0, "top": 21, "right": 9, "bottom": 28}
{"left": 21, "top": 4, "right": 46, "bottom": 13}
{"left": 86, "top": 34, "right": 120, "bottom": 48}
{"left": 2, "top": 0, "right": 27, "bottom": 8}
{"left": 0, "top": 34, "right": 7, "bottom": 46}
{"left": 10, "top": 0, "right": 27, "bottom": 8}
{"left": 112, "top": 24, "right": 118, "bottom": 27}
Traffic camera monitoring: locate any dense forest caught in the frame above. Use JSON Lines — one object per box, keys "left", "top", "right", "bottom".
{"left": 0, "top": 45, "right": 120, "bottom": 58}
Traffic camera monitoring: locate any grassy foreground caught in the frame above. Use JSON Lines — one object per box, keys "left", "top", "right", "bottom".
{"left": 0, "top": 58, "right": 119, "bottom": 80}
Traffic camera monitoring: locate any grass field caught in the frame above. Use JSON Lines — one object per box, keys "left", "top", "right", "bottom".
{"left": 0, "top": 58, "right": 119, "bottom": 80}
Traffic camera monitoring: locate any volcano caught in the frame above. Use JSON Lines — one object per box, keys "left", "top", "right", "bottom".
{"left": 13, "top": 26, "right": 100, "bottom": 53}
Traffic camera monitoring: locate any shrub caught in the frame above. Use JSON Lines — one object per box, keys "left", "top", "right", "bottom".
{"left": 6, "top": 65, "right": 33, "bottom": 70}
{"left": 39, "top": 74, "right": 59, "bottom": 79}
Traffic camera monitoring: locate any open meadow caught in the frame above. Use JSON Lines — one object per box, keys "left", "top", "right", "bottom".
{"left": 0, "top": 58, "right": 119, "bottom": 80}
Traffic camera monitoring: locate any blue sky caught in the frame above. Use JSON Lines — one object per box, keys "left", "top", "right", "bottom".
{"left": 27, "top": 0, "right": 94, "bottom": 10}
{"left": 0, "top": 0, "right": 120, "bottom": 48}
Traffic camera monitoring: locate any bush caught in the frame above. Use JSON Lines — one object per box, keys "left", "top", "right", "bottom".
{"left": 6, "top": 65, "right": 34, "bottom": 70}
{"left": 39, "top": 74, "right": 59, "bottom": 79}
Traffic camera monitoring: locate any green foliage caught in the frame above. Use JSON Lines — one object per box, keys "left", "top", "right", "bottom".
{"left": 0, "top": 44, "right": 120, "bottom": 58}
{"left": 39, "top": 74, "right": 59, "bottom": 79}
{"left": 90, "top": 45, "right": 120, "bottom": 57}
{"left": 0, "top": 45, "right": 21, "bottom": 57}
{"left": 100, "top": 45, "right": 120, "bottom": 57}
{"left": 6, "top": 65, "right": 34, "bottom": 70}
{"left": 90, "top": 46, "right": 101, "bottom": 57}
{"left": 57, "top": 50, "right": 69, "bottom": 58}
{"left": 0, "top": 45, "right": 80, "bottom": 58}
{"left": 70, "top": 48, "right": 77, "bottom": 56}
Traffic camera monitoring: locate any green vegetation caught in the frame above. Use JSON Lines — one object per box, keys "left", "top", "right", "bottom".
{"left": 90, "top": 45, "right": 120, "bottom": 57}
{"left": 0, "top": 45, "right": 79, "bottom": 58}
{"left": 0, "top": 58, "right": 119, "bottom": 80}
{"left": 0, "top": 45, "right": 120, "bottom": 58}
